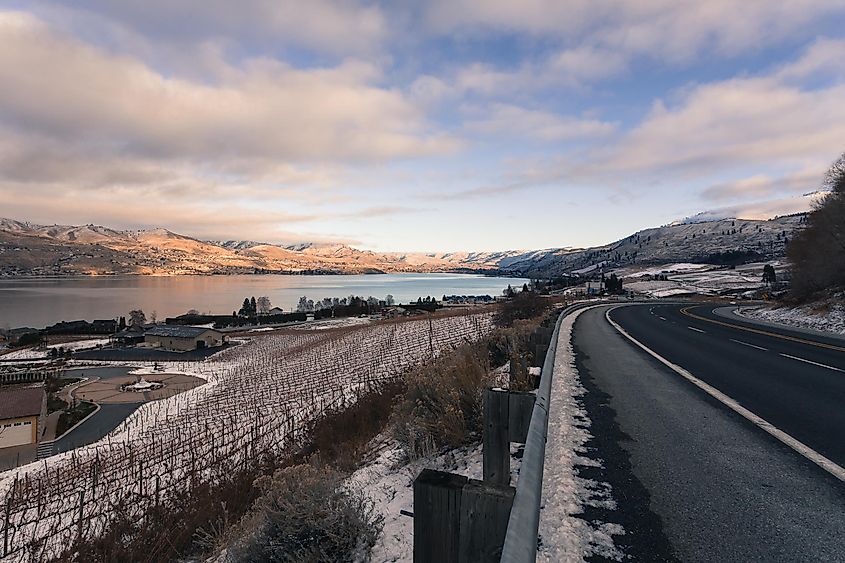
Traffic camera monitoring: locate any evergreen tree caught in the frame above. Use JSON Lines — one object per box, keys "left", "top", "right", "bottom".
{"left": 762, "top": 264, "right": 777, "bottom": 286}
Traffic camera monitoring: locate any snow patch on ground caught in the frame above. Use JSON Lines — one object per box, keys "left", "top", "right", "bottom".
{"left": 293, "top": 316, "right": 374, "bottom": 330}
{"left": 738, "top": 303, "right": 845, "bottom": 336}
{"left": 622, "top": 261, "right": 776, "bottom": 298}
{"left": 625, "top": 262, "right": 713, "bottom": 277}
{"left": 349, "top": 442, "right": 491, "bottom": 563}
{"left": 0, "top": 338, "right": 111, "bottom": 360}
{"left": 538, "top": 307, "right": 624, "bottom": 562}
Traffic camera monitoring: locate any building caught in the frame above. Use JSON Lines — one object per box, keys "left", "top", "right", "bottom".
{"left": 267, "top": 306, "right": 284, "bottom": 315}
{"left": 0, "top": 387, "right": 46, "bottom": 449}
{"left": 145, "top": 325, "right": 225, "bottom": 351}
{"left": 111, "top": 326, "right": 146, "bottom": 347}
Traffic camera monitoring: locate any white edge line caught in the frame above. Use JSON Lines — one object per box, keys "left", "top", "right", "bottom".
{"left": 605, "top": 306, "right": 845, "bottom": 482}
{"left": 780, "top": 353, "right": 844, "bottom": 373}
{"left": 687, "top": 326, "right": 705, "bottom": 333}
{"left": 730, "top": 339, "right": 768, "bottom": 352}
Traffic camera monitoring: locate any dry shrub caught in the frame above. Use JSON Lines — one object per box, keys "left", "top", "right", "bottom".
{"left": 295, "top": 381, "right": 404, "bottom": 471}
{"left": 494, "top": 291, "right": 548, "bottom": 327}
{"left": 486, "top": 319, "right": 540, "bottom": 390}
{"left": 226, "top": 464, "right": 383, "bottom": 563}
{"left": 392, "top": 344, "right": 492, "bottom": 459}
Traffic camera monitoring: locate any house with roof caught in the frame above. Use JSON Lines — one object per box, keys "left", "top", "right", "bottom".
{"left": 0, "top": 386, "right": 46, "bottom": 450}
{"left": 144, "top": 325, "right": 225, "bottom": 352}
{"left": 110, "top": 325, "right": 146, "bottom": 347}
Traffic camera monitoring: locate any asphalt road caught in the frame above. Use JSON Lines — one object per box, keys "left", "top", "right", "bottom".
{"left": 55, "top": 403, "right": 140, "bottom": 453}
{"left": 54, "top": 366, "right": 142, "bottom": 453}
{"left": 573, "top": 303, "right": 845, "bottom": 562}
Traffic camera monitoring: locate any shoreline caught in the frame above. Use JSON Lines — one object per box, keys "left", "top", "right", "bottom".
{"left": 0, "top": 268, "right": 522, "bottom": 279}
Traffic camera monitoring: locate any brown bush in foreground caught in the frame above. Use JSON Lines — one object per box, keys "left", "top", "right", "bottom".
{"left": 295, "top": 380, "right": 405, "bottom": 471}
{"left": 224, "top": 465, "right": 383, "bottom": 563}
{"left": 392, "top": 343, "right": 492, "bottom": 459}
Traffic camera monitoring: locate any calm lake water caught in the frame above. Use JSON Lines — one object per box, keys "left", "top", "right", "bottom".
{"left": 0, "top": 273, "right": 526, "bottom": 329}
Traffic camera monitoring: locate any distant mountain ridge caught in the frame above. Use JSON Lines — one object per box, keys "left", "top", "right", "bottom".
{"left": 0, "top": 213, "right": 807, "bottom": 277}
{"left": 0, "top": 219, "right": 524, "bottom": 276}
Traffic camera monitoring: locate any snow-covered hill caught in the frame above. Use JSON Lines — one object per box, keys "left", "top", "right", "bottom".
{"left": 502, "top": 214, "right": 806, "bottom": 277}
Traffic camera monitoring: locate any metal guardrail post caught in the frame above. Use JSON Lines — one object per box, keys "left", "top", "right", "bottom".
{"left": 499, "top": 304, "right": 578, "bottom": 563}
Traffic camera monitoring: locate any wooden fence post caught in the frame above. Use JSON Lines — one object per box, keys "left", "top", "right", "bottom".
{"left": 413, "top": 470, "right": 516, "bottom": 563}
{"left": 458, "top": 479, "right": 515, "bottom": 563}
{"left": 483, "top": 388, "right": 510, "bottom": 485}
{"left": 413, "top": 469, "right": 466, "bottom": 562}
{"left": 507, "top": 392, "right": 536, "bottom": 444}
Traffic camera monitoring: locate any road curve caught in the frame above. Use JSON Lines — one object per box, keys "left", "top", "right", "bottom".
{"left": 610, "top": 302, "right": 845, "bottom": 468}
{"left": 573, "top": 303, "right": 845, "bottom": 562}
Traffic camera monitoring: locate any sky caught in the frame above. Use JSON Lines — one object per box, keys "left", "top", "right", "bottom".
{"left": 1, "top": 1, "right": 844, "bottom": 252}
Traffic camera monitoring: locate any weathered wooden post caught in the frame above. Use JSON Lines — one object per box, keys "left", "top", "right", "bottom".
{"left": 413, "top": 469, "right": 466, "bottom": 562}
{"left": 413, "top": 470, "right": 516, "bottom": 563}
{"left": 482, "top": 388, "right": 510, "bottom": 486}
{"left": 507, "top": 391, "right": 536, "bottom": 444}
{"left": 458, "top": 479, "right": 515, "bottom": 563}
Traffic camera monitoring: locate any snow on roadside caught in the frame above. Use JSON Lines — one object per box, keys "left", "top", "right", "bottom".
{"left": 352, "top": 307, "right": 622, "bottom": 563}
{"left": 738, "top": 302, "right": 845, "bottom": 336}
{"left": 538, "top": 307, "right": 623, "bottom": 562}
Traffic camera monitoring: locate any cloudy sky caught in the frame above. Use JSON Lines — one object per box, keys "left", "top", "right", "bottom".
{"left": 1, "top": 1, "right": 844, "bottom": 251}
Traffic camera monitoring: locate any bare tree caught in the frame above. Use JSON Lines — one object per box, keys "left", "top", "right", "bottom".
{"left": 129, "top": 309, "right": 147, "bottom": 327}
{"left": 256, "top": 296, "right": 272, "bottom": 315}
{"left": 788, "top": 151, "right": 845, "bottom": 299}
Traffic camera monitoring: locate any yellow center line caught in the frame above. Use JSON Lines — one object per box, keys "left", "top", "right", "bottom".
{"left": 680, "top": 306, "right": 845, "bottom": 353}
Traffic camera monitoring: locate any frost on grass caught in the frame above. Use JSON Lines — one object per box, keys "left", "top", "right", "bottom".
{"left": 738, "top": 301, "right": 845, "bottom": 336}
{"left": 537, "top": 308, "right": 624, "bottom": 562}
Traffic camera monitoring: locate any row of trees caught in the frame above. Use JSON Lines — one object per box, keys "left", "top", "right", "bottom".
{"left": 295, "top": 294, "right": 395, "bottom": 313}
{"left": 238, "top": 296, "right": 273, "bottom": 317}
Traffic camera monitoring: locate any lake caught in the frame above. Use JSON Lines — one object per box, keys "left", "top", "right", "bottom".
{"left": 0, "top": 273, "right": 527, "bottom": 329}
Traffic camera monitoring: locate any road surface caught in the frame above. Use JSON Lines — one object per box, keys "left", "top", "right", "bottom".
{"left": 572, "top": 303, "right": 845, "bottom": 562}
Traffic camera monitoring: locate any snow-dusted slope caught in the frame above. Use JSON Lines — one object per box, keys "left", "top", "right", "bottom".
{"left": 507, "top": 214, "right": 806, "bottom": 277}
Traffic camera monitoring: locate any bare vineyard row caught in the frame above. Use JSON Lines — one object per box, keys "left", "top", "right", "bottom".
{"left": 0, "top": 313, "right": 493, "bottom": 561}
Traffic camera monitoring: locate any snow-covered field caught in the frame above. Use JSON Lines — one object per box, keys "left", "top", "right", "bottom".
{"left": 0, "top": 338, "right": 111, "bottom": 360}
{"left": 621, "top": 261, "right": 778, "bottom": 298}
{"left": 738, "top": 302, "right": 845, "bottom": 336}
{"left": 0, "top": 312, "right": 494, "bottom": 562}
